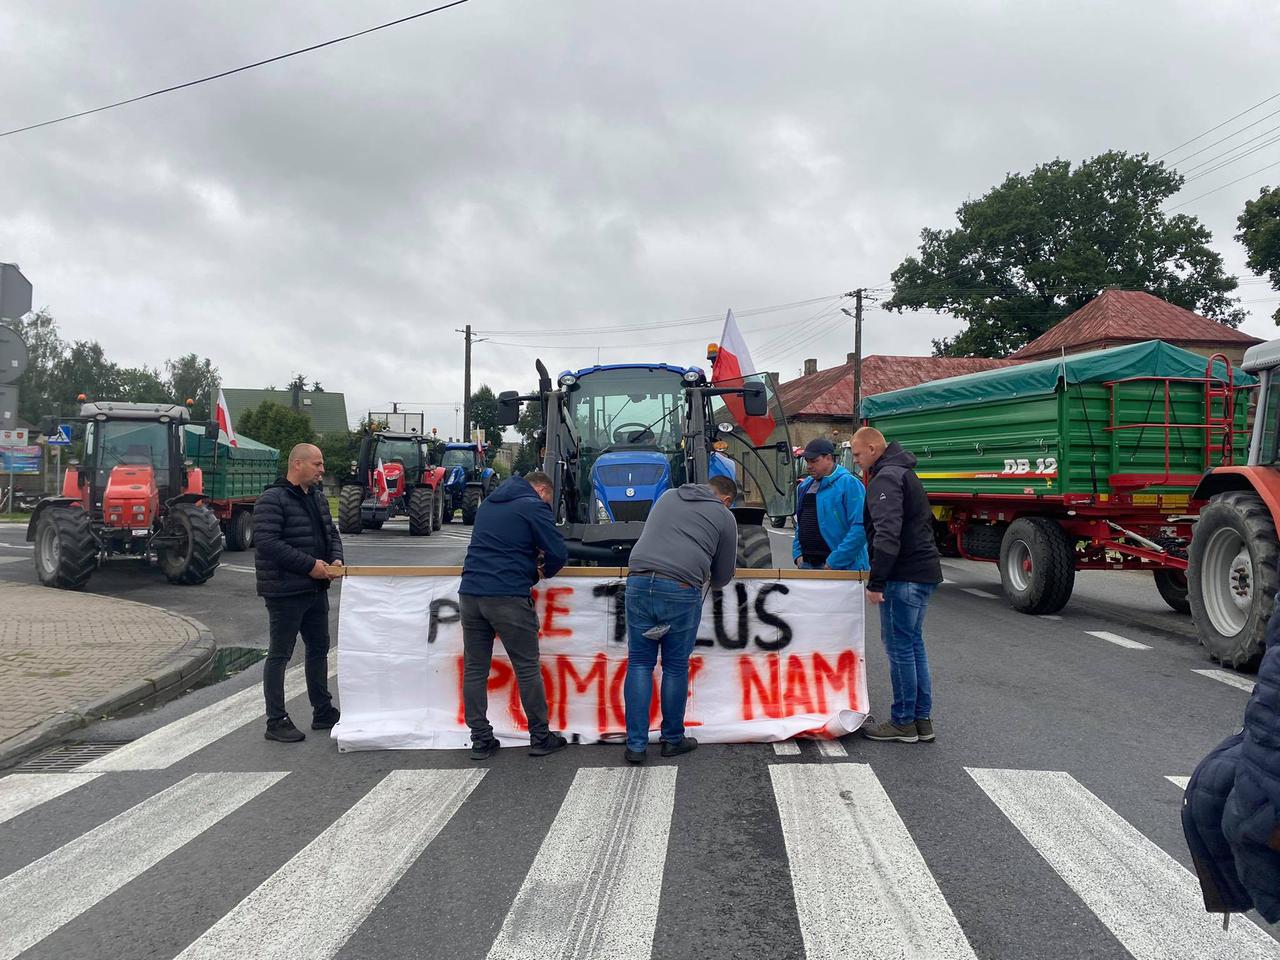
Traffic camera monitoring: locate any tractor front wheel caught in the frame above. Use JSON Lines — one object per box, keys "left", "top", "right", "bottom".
{"left": 34, "top": 507, "right": 97, "bottom": 590}
{"left": 408, "top": 487, "right": 434, "bottom": 536}
{"left": 432, "top": 485, "right": 444, "bottom": 530}
{"left": 462, "top": 487, "right": 483, "bottom": 525}
{"left": 338, "top": 485, "right": 364, "bottom": 535}
{"left": 158, "top": 503, "right": 223, "bottom": 585}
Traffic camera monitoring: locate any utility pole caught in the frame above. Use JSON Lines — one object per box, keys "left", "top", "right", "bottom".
{"left": 841, "top": 288, "right": 864, "bottom": 432}
{"left": 459, "top": 324, "right": 473, "bottom": 442}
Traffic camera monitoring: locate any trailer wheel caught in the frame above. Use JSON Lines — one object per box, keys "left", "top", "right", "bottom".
{"left": 462, "top": 487, "right": 482, "bottom": 525}
{"left": 408, "top": 486, "right": 434, "bottom": 536}
{"left": 998, "top": 517, "right": 1075, "bottom": 614}
{"left": 736, "top": 523, "right": 774, "bottom": 569}
{"left": 1153, "top": 570, "right": 1190, "bottom": 615}
{"left": 159, "top": 503, "right": 223, "bottom": 585}
{"left": 34, "top": 506, "right": 97, "bottom": 590}
{"left": 224, "top": 509, "right": 253, "bottom": 552}
{"left": 1187, "top": 491, "right": 1277, "bottom": 670}
{"left": 962, "top": 522, "right": 1006, "bottom": 560}
{"left": 338, "top": 485, "right": 363, "bottom": 535}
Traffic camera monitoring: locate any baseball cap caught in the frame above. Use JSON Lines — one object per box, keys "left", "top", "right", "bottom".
{"left": 803, "top": 438, "right": 835, "bottom": 460}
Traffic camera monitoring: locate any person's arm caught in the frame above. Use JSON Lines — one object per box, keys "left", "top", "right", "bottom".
{"left": 529, "top": 501, "right": 569, "bottom": 579}
{"left": 866, "top": 470, "right": 905, "bottom": 593}
{"left": 254, "top": 490, "right": 319, "bottom": 576}
{"left": 711, "top": 513, "right": 738, "bottom": 589}
{"left": 791, "top": 479, "right": 807, "bottom": 566}
{"left": 826, "top": 475, "right": 868, "bottom": 570}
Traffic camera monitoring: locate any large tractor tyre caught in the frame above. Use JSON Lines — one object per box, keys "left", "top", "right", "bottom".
{"left": 462, "top": 487, "right": 483, "bottom": 525}
{"left": 1187, "top": 491, "right": 1278, "bottom": 671}
{"left": 962, "top": 523, "right": 1006, "bottom": 560}
{"left": 1153, "top": 569, "right": 1191, "bottom": 615}
{"left": 34, "top": 507, "right": 98, "bottom": 590}
{"left": 338, "top": 485, "right": 364, "bottom": 535}
{"left": 159, "top": 503, "right": 223, "bottom": 585}
{"left": 998, "top": 517, "right": 1076, "bottom": 615}
{"left": 431, "top": 485, "right": 444, "bottom": 531}
{"left": 736, "top": 523, "right": 775, "bottom": 569}
{"left": 223, "top": 509, "right": 253, "bottom": 552}
{"left": 408, "top": 487, "right": 435, "bottom": 536}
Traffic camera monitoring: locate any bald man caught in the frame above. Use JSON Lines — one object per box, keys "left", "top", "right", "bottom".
{"left": 254, "top": 443, "right": 345, "bottom": 742}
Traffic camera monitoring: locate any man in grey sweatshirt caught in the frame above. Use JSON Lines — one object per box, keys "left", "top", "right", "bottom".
{"left": 623, "top": 476, "right": 738, "bottom": 763}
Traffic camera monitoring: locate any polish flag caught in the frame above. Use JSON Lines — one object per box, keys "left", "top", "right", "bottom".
{"left": 711, "top": 309, "right": 776, "bottom": 446}
{"left": 215, "top": 389, "right": 238, "bottom": 447}
{"left": 373, "top": 458, "right": 390, "bottom": 505}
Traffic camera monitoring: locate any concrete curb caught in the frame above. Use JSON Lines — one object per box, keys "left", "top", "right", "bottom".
{"left": 0, "top": 606, "right": 218, "bottom": 770}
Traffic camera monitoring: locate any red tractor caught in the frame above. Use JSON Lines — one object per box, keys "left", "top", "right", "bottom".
{"left": 28, "top": 401, "right": 224, "bottom": 590}
{"left": 337, "top": 431, "right": 447, "bottom": 535}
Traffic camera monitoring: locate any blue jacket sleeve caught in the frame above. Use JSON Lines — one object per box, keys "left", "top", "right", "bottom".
{"left": 826, "top": 475, "right": 869, "bottom": 570}
{"left": 791, "top": 478, "right": 810, "bottom": 562}
{"left": 528, "top": 500, "right": 569, "bottom": 579}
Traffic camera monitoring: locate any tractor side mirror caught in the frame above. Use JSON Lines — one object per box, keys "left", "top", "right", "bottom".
{"left": 742, "top": 383, "right": 768, "bottom": 418}
{"left": 497, "top": 391, "right": 521, "bottom": 427}
{"left": 204, "top": 422, "right": 220, "bottom": 442}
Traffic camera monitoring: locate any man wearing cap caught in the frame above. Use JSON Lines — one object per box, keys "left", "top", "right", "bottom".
{"left": 791, "top": 436, "right": 869, "bottom": 573}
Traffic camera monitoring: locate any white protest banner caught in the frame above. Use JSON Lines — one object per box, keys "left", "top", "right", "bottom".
{"left": 334, "top": 567, "right": 867, "bottom": 751}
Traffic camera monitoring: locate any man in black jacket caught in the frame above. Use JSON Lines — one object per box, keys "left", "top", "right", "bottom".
{"left": 851, "top": 426, "right": 943, "bottom": 744}
{"left": 253, "top": 443, "right": 344, "bottom": 743}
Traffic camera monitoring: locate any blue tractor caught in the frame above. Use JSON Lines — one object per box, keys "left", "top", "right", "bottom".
{"left": 439, "top": 441, "right": 497, "bottom": 525}
{"left": 498, "top": 358, "right": 794, "bottom": 566}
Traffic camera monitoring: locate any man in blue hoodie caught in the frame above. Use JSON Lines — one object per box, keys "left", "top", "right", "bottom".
{"left": 792, "top": 437, "right": 869, "bottom": 572}
{"left": 459, "top": 470, "right": 569, "bottom": 760}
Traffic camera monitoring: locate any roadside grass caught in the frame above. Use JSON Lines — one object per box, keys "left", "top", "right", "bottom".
{"left": 326, "top": 496, "right": 338, "bottom": 518}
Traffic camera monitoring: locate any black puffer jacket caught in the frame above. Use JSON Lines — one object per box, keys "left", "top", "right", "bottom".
{"left": 253, "top": 479, "right": 344, "bottom": 598}
{"left": 864, "top": 442, "right": 943, "bottom": 593}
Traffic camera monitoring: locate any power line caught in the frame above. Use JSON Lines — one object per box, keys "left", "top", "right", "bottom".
{"left": 0, "top": 0, "right": 470, "bottom": 138}
{"left": 1155, "top": 91, "right": 1280, "bottom": 161}
{"left": 1169, "top": 109, "right": 1280, "bottom": 170}
{"left": 1181, "top": 130, "right": 1280, "bottom": 185}
{"left": 1167, "top": 156, "right": 1280, "bottom": 210}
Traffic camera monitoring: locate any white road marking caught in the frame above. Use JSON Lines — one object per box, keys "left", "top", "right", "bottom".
{"left": 968, "top": 768, "right": 1280, "bottom": 959}
{"left": 1086, "top": 631, "right": 1151, "bottom": 650}
{"left": 1167, "top": 776, "right": 1190, "bottom": 790}
{"left": 0, "top": 773, "right": 103, "bottom": 826}
{"left": 1192, "top": 669, "right": 1256, "bottom": 693}
{"left": 962, "top": 588, "right": 998, "bottom": 599}
{"left": 1038, "top": 614, "right": 1062, "bottom": 621}
{"left": 0, "top": 556, "right": 26, "bottom": 565}
{"left": 816, "top": 740, "right": 847, "bottom": 758}
{"left": 0, "top": 543, "right": 32, "bottom": 550}
{"left": 486, "top": 766, "right": 676, "bottom": 960}
{"left": 0, "top": 771, "right": 285, "bottom": 960}
{"left": 176, "top": 770, "right": 484, "bottom": 960}
{"left": 770, "top": 763, "right": 977, "bottom": 960}
{"left": 772, "top": 741, "right": 801, "bottom": 756}
{"left": 218, "top": 563, "right": 256, "bottom": 573}
{"left": 82, "top": 666, "right": 333, "bottom": 771}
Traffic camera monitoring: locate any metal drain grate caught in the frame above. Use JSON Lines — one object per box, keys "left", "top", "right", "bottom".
{"left": 14, "top": 741, "right": 133, "bottom": 772}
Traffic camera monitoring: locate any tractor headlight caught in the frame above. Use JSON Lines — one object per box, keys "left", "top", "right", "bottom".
{"left": 559, "top": 374, "right": 578, "bottom": 387}
{"left": 595, "top": 499, "right": 610, "bottom": 522}
{"left": 683, "top": 369, "right": 701, "bottom": 383}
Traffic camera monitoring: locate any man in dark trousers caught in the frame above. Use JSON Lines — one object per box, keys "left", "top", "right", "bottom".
{"left": 253, "top": 443, "right": 344, "bottom": 743}
{"left": 623, "top": 475, "right": 738, "bottom": 763}
{"left": 460, "top": 470, "right": 569, "bottom": 760}
{"left": 851, "top": 426, "right": 943, "bottom": 744}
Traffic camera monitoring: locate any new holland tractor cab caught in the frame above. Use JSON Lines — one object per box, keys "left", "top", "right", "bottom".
{"left": 439, "top": 442, "right": 496, "bottom": 525}
{"left": 497, "top": 357, "right": 794, "bottom": 567}
{"left": 338, "top": 430, "right": 446, "bottom": 535}
{"left": 28, "top": 400, "right": 223, "bottom": 590}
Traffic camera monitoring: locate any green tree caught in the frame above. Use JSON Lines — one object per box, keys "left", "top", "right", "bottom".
{"left": 1237, "top": 185, "right": 1280, "bottom": 323}
{"left": 117, "top": 365, "right": 171, "bottom": 403}
{"left": 164, "top": 354, "right": 219, "bottom": 421}
{"left": 10, "top": 308, "right": 67, "bottom": 422}
{"left": 54, "top": 341, "right": 125, "bottom": 413}
{"left": 316, "top": 429, "right": 361, "bottom": 480}
{"left": 884, "top": 150, "right": 1244, "bottom": 357}
{"left": 237, "top": 401, "right": 315, "bottom": 473}
{"left": 511, "top": 398, "right": 543, "bottom": 474}
{"left": 469, "top": 385, "right": 502, "bottom": 450}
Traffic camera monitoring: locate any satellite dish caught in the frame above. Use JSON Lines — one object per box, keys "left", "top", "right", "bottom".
{"left": 0, "top": 325, "right": 28, "bottom": 385}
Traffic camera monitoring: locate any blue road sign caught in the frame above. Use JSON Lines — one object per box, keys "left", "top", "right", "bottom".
{"left": 48, "top": 424, "right": 72, "bottom": 446}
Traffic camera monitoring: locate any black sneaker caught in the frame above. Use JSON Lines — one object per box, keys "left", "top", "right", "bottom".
{"left": 529, "top": 732, "right": 568, "bottom": 757}
{"left": 470, "top": 738, "right": 500, "bottom": 761}
{"left": 265, "top": 718, "right": 305, "bottom": 743}
{"left": 311, "top": 705, "right": 341, "bottom": 730}
{"left": 624, "top": 748, "right": 646, "bottom": 764}
{"left": 660, "top": 736, "right": 698, "bottom": 758}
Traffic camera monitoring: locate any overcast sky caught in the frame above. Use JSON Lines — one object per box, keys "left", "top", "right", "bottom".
{"left": 2, "top": 0, "right": 1279, "bottom": 433}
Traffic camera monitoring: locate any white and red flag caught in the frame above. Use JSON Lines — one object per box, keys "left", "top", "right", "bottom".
{"left": 711, "top": 309, "right": 776, "bottom": 446}
{"left": 214, "top": 389, "right": 238, "bottom": 447}
{"left": 373, "top": 457, "right": 390, "bottom": 505}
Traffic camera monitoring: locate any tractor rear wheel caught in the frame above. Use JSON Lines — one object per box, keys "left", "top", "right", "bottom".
{"left": 462, "top": 487, "right": 482, "bottom": 525}
{"left": 736, "top": 523, "right": 774, "bottom": 569}
{"left": 1188, "top": 491, "right": 1277, "bottom": 670}
{"left": 34, "top": 506, "right": 97, "bottom": 590}
{"left": 1154, "top": 569, "right": 1190, "bottom": 615}
{"left": 408, "top": 487, "right": 434, "bottom": 536}
{"left": 998, "top": 517, "right": 1075, "bottom": 614}
{"left": 158, "top": 503, "right": 223, "bottom": 585}
{"left": 338, "top": 485, "right": 363, "bottom": 535}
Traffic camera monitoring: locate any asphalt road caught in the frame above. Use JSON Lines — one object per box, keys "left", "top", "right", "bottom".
{"left": 0, "top": 518, "right": 1274, "bottom": 959}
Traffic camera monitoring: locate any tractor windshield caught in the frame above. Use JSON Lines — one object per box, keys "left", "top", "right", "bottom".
{"left": 97, "top": 421, "right": 172, "bottom": 471}
{"left": 1259, "top": 372, "right": 1280, "bottom": 466}
{"left": 442, "top": 448, "right": 475, "bottom": 470}
{"left": 376, "top": 439, "right": 420, "bottom": 468}
{"left": 707, "top": 373, "right": 796, "bottom": 520}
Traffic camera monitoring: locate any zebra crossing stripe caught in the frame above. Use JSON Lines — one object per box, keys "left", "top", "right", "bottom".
{"left": 0, "top": 771, "right": 285, "bottom": 960}
{"left": 1167, "top": 776, "right": 1190, "bottom": 790}
{"left": 486, "top": 767, "right": 676, "bottom": 960}
{"left": 82, "top": 666, "right": 330, "bottom": 771}
{"left": 175, "top": 769, "right": 484, "bottom": 960}
{"left": 815, "top": 740, "right": 847, "bottom": 758}
{"left": 1192, "top": 669, "right": 1256, "bottom": 693}
{"left": 772, "top": 741, "right": 801, "bottom": 756}
{"left": 769, "top": 763, "right": 977, "bottom": 960}
{"left": 0, "top": 773, "right": 103, "bottom": 826}
{"left": 1086, "top": 631, "right": 1152, "bottom": 650}
{"left": 967, "top": 768, "right": 1280, "bottom": 959}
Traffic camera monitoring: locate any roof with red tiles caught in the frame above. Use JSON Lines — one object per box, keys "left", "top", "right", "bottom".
{"left": 1010, "top": 289, "right": 1262, "bottom": 361}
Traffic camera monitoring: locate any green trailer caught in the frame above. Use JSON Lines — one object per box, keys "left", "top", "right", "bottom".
{"left": 184, "top": 426, "right": 279, "bottom": 551}
{"left": 862, "top": 340, "right": 1255, "bottom": 614}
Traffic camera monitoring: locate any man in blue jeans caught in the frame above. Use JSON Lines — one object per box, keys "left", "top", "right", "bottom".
{"left": 791, "top": 436, "right": 869, "bottom": 572}
{"left": 851, "top": 426, "right": 943, "bottom": 744}
{"left": 623, "top": 475, "right": 738, "bottom": 763}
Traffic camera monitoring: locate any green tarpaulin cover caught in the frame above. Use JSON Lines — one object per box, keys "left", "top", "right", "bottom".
{"left": 183, "top": 425, "right": 278, "bottom": 461}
